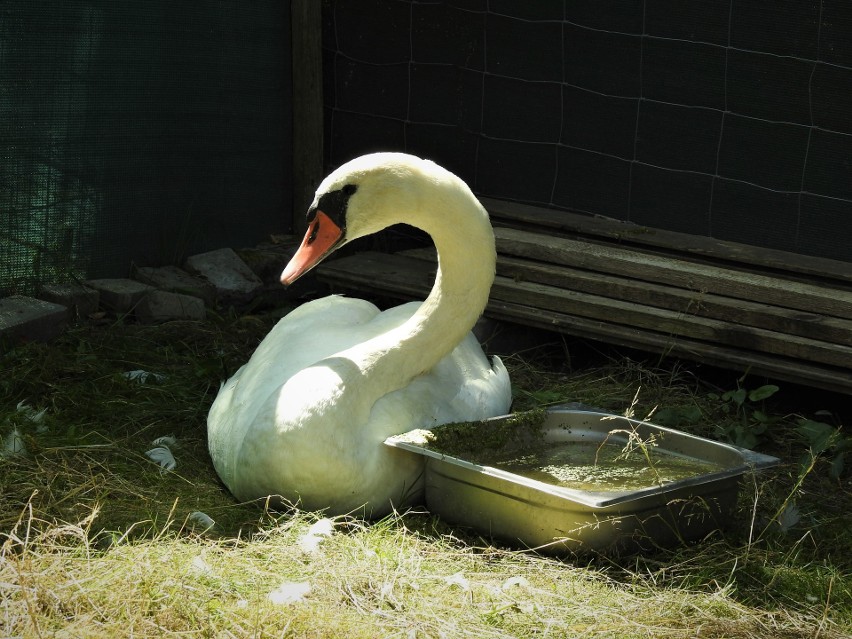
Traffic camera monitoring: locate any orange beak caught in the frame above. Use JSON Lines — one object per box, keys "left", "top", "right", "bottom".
{"left": 280, "top": 211, "right": 345, "bottom": 285}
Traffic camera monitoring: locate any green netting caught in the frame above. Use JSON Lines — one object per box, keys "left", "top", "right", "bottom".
{"left": 1, "top": 1, "right": 291, "bottom": 295}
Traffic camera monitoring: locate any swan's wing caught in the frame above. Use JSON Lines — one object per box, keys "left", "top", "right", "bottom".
{"left": 220, "top": 296, "right": 382, "bottom": 397}
{"left": 365, "top": 331, "right": 512, "bottom": 442}
{"left": 207, "top": 298, "right": 425, "bottom": 483}
{"left": 210, "top": 297, "right": 422, "bottom": 412}
{"left": 208, "top": 296, "right": 384, "bottom": 477}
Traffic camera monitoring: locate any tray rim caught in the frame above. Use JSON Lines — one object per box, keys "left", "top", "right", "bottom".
{"left": 384, "top": 407, "right": 781, "bottom": 508}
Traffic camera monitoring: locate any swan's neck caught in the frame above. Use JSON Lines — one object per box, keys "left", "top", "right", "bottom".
{"left": 344, "top": 190, "right": 495, "bottom": 393}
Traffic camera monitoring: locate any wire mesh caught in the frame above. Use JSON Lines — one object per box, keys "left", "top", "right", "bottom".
{"left": 0, "top": 1, "right": 291, "bottom": 295}
{"left": 323, "top": 0, "right": 852, "bottom": 263}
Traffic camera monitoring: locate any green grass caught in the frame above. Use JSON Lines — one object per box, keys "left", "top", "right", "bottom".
{"left": 1, "top": 313, "right": 850, "bottom": 638}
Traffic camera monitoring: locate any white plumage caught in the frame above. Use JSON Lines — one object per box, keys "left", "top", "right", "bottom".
{"left": 207, "top": 153, "right": 512, "bottom": 517}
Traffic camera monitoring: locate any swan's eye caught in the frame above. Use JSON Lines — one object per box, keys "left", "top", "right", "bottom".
{"left": 342, "top": 184, "right": 357, "bottom": 196}
{"left": 307, "top": 219, "right": 320, "bottom": 245}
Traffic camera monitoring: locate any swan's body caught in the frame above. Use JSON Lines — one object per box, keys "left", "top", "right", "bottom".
{"left": 207, "top": 153, "right": 512, "bottom": 516}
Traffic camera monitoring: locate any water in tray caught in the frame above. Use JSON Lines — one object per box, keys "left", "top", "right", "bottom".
{"left": 477, "top": 441, "right": 724, "bottom": 492}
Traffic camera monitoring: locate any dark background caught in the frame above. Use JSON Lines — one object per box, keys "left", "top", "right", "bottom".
{"left": 2, "top": 1, "right": 849, "bottom": 296}
{"left": 1, "top": 1, "right": 291, "bottom": 293}
{"left": 323, "top": 0, "right": 852, "bottom": 263}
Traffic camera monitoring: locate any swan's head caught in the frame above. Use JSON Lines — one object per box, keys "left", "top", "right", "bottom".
{"left": 281, "top": 153, "right": 446, "bottom": 285}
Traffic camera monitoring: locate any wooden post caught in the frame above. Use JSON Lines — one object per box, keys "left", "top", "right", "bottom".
{"left": 290, "top": 0, "right": 324, "bottom": 236}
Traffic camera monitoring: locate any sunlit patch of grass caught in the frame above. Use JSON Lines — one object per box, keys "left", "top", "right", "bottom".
{"left": 1, "top": 314, "right": 850, "bottom": 637}
{"left": 3, "top": 507, "right": 847, "bottom": 638}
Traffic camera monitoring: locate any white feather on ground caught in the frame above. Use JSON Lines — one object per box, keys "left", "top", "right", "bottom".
{"left": 2, "top": 427, "right": 27, "bottom": 457}
{"left": 297, "top": 518, "right": 335, "bottom": 553}
{"left": 145, "top": 446, "right": 176, "bottom": 472}
{"left": 267, "top": 581, "right": 311, "bottom": 605}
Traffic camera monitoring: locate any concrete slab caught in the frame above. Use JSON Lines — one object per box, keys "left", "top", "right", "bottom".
{"left": 133, "top": 265, "right": 216, "bottom": 306}
{"left": 37, "top": 282, "right": 100, "bottom": 320}
{"left": 0, "top": 295, "right": 68, "bottom": 343}
{"left": 184, "top": 248, "right": 263, "bottom": 306}
{"left": 135, "top": 290, "right": 206, "bottom": 324}
{"left": 85, "top": 278, "right": 154, "bottom": 314}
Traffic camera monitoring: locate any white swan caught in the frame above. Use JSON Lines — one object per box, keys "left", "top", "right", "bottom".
{"left": 207, "top": 152, "right": 512, "bottom": 517}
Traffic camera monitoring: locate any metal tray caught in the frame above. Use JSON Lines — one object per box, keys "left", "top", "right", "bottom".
{"left": 385, "top": 407, "right": 779, "bottom": 554}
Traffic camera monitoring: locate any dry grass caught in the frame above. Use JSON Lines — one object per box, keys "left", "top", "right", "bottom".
{"left": 1, "top": 312, "right": 850, "bottom": 638}
{"left": 4, "top": 508, "right": 842, "bottom": 639}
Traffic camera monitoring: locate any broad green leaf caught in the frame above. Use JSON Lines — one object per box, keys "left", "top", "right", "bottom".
{"left": 722, "top": 388, "right": 747, "bottom": 406}
{"left": 748, "top": 385, "right": 779, "bottom": 402}
{"left": 797, "top": 419, "right": 836, "bottom": 453}
{"left": 752, "top": 410, "right": 769, "bottom": 423}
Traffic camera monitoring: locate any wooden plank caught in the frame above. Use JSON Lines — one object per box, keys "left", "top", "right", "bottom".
{"left": 316, "top": 252, "right": 852, "bottom": 368}
{"left": 498, "top": 257, "right": 852, "bottom": 346}
{"left": 316, "top": 253, "right": 852, "bottom": 395}
{"left": 290, "top": 0, "right": 324, "bottom": 237}
{"left": 400, "top": 247, "right": 852, "bottom": 346}
{"left": 485, "top": 300, "right": 852, "bottom": 396}
{"left": 318, "top": 251, "right": 435, "bottom": 295}
{"left": 494, "top": 227, "right": 852, "bottom": 322}
{"left": 488, "top": 277, "right": 852, "bottom": 369}
{"left": 481, "top": 197, "right": 852, "bottom": 286}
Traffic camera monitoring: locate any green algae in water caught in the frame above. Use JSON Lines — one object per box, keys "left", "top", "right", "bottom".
{"left": 415, "top": 411, "right": 726, "bottom": 492}
{"left": 422, "top": 409, "right": 548, "bottom": 457}
{"left": 478, "top": 441, "right": 725, "bottom": 492}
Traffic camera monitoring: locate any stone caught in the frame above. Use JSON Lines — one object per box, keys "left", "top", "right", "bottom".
{"left": 237, "top": 240, "right": 298, "bottom": 283}
{"left": 135, "top": 290, "right": 206, "bottom": 324}
{"left": 37, "top": 282, "right": 100, "bottom": 320}
{"left": 0, "top": 295, "right": 67, "bottom": 343}
{"left": 235, "top": 242, "right": 323, "bottom": 306}
{"left": 132, "top": 265, "right": 216, "bottom": 306}
{"left": 85, "top": 278, "right": 154, "bottom": 314}
{"left": 184, "top": 248, "right": 263, "bottom": 306}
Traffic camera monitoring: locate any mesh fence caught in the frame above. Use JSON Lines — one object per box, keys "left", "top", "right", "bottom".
{"left": 1, "top": 1, "right": 291, "bottom": 295}
{"left": 323, "top": 1, "right": 852, "bottom": 263}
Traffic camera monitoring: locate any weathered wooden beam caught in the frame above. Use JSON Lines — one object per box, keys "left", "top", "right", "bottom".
{"left": 482, "top": 196, "right": 852, "bottom": 286}
{"left": 497, "top": 257, "right": 852, "bottom": 346}
{"left": 316, "top": 251, "right": 852, "bottom": 369}
{"left": 314, "top": 201, "right": 852, "bottom": 396}
{"left": 494, "top": 227, "right": 852, "bottom": 321}
{"left": 400, "top": 247, "right": 852, "bottom": 345}
{"left": 485, "top": 300, "right": 852, "bottom": 397}
{"left": 316, "top": 252, "right": 852, "bottom": 395}
{"left": 488, "top": 277, "right": 852, "bottom": 369}
{"left": 291, "top": 0, "right": 324, "bottom": 236}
